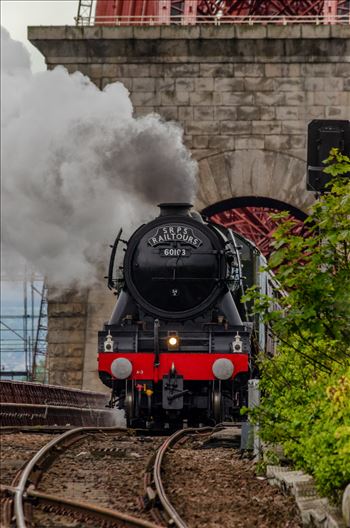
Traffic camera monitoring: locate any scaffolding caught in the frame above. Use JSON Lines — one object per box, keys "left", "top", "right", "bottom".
{"left": 0, "top": 269, "right": 48, "bottom": 382}
{"left": 76, "top": 0, "right": 96, "bottom": 25}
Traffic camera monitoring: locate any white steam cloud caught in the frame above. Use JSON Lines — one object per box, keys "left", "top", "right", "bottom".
{"left": 1, "top": 27, "right": 198, "bottom": 287}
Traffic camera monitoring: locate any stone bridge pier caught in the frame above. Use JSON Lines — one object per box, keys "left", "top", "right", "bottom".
{"left": 29, "top": 24, "right": 350, "bottom": 390}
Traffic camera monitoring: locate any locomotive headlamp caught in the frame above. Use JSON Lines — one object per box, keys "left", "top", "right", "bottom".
{"left": 212, "top": 358, "right": 234, "bottom": 380}
{"left": 167, "top": 332, "right": 180, "bottom": 350}
{"left": 111, "top": 358, "right": 132, "bottom": 380}
{"left": 231, "top": 333, "right": 243, "bottom": 353}
{"left": 104, "top": 332, "right": 114, "bottom": 352}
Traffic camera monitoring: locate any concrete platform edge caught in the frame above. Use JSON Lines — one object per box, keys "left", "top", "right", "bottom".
{"left": 266, "top": 465, "right": 347, "bottom": 528}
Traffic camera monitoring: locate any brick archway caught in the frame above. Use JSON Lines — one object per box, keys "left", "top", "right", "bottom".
{"left": 194, "top": 149, "right": 314, "bottom": 214}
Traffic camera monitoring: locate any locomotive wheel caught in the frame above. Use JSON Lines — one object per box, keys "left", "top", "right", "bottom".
{"left": 125, "top": 381, "right": 135, "bottom": 427}
{"left": 212, "top": 383, "right": 223, "bottom": 423}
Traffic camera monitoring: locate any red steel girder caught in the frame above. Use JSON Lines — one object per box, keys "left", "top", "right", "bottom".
{"left": 197, "top": 0, "right": 327, "bottom": 16}
{"left": 196, "top": 0, "right": 350, "bottom": 17}
{"left": 94, "top": 0, "right": 349, "bottom": 23}
{"left": 210, "top": 206, "right": 306, "bottom": 258}
{"left": 95, "top": 1, "right": 198, "bottom": 24}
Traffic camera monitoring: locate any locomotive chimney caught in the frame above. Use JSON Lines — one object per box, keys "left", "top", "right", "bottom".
{"left": 158, "top": 203, "right": 192, "bottom": 217}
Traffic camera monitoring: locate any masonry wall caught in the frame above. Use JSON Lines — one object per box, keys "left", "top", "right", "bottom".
{"left": 29, "top": 24, "right": 350, "bottom": 390}
{"left": 47, "top": 289, "right": 88, "bottom": 387}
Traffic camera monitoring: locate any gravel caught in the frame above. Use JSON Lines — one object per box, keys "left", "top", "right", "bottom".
{"left": 162, "top": 435, "right": 302, "bottom": 528}
{"left": 0, "top": 432, "right": 53, "bottom": 486}
{"left": 1, "top": 430, "right": 303, "bottom": 528}
{"left": 33, "top": 432, "right": 163, "bottom": 527}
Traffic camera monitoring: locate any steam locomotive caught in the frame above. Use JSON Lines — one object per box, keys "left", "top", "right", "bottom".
{"left": 98, "top": 203, "right": 270, "bottom": 428}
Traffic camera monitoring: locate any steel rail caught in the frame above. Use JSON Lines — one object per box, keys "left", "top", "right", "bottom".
{"left": 26, "top": 487, "right": 162, "bottom": 528}
{"left": 13, "top": 426, "right": 129, "bottom": 528}
{"left": 151, "top": 427, "right": 212, "bottom": 528}
{"left": 1, "top": 471, "right": 24, "bottom": 527}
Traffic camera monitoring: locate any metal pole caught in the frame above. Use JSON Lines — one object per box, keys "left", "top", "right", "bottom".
{"left": 23, "top": 269, "right": 28, "bottom": 380}
{"left": 31, "top": 272, "right": 35, "bottom": 379}
{"left": 248, "top": 379, "right": 261, "bottom": 460}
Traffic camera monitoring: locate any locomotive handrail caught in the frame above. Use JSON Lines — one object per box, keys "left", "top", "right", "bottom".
{"left": 107, "top": 228, "right": 123, "bottom": 290}
{"left": 153, "top": 319, "right": 160, "bottom": 367}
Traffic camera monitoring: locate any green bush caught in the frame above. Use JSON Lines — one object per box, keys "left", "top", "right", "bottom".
{"left": 255, "top": 346, "right": 350, "bottom": 500}
{"left": 245, "top": 149, "right": 350, "bottom": 501}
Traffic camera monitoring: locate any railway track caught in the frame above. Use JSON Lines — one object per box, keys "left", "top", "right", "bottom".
{"left": 1, "top": 426, "right": 212, "bottom": 528}
{"left": 1, "top": 424, "right": 301, "bottom": 527}
{"left": 1, "top": 426, "right": 163, "bottom": 528}
{"left": 158, "top": 428, "right": 302, "bottom": 528}
{"left": 144, "top": 427, "right": 213, "bottom": 527}
{"left": 0, "top": 431, "right": 57, "bottom": 527}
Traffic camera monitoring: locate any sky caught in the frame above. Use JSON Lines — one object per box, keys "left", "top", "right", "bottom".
{"left": 1, "top": 1, "right": 79, "bottom": 71}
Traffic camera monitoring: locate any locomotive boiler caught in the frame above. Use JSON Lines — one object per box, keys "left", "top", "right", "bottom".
{"left": 98, "top": 203, "right": 261, "bottom": 428}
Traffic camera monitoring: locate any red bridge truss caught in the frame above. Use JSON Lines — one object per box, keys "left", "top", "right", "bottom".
{"left": 77, "top": 0, "right": 350, "bottom": 25}
{"left": 203, "top": 197, "right": 308, "bottom": 258}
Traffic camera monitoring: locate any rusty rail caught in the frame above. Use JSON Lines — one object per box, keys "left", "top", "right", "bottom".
{"left": 5, "top": 426, "right": 162, "bottom": 528}
{"left": 26, "top": 488, "right": 161, "bottom": 528}
{"left": 144, "top": 427, "right": 212, "bottom": 528}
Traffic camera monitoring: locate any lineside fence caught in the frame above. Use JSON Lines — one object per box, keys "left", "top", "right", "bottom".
{"left": 0, "top": 380, "right": 119, "bottom": 427}
{"left": 0, "top": 380, "right": 109, "bottom": 407}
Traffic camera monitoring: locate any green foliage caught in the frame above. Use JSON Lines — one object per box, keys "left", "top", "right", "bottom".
{"left": 323, "top": 147, "right": 350, "bottom": 177}
{"left": 33, "top": 358, "right": 47, "bottom": 383}
{"left": 251, "top": 347, "right": 350, "bottom": 500}
{"left": 244, "top": 149, "right": 350, "bottom": 501}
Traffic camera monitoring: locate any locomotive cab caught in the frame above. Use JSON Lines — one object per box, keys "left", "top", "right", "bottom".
{"left": 98, "top": 203, "right": 253, "bottom": 428}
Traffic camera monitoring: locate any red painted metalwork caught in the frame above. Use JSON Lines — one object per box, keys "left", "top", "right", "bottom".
{"left": 196, "top": 0, "right": 350, "bottom": 19}
{"left": 323, "top": 0, "right": 350, "bottom": 22}
{"left": 92, "top": 0, "right": 350, "bottom": 25}
{"left": 94, "top": 0, "right": 193, "bottom": 24}
{"left": 183, "top": 0, "right": 198, "bottom": 24}
{"left": 198, "top": 0, "right": 325, "bottom": 17}
{"left": 98, "top": 351, "right": 248, "bottom": 382}
{"left": 95, "top": 0, "right": 116, "bottom": 21}
{"left": 95, "top": 0, "right": 158, "bottom": 24}
{"left": 210, "top": 206, "right": 306, "bottom": 258}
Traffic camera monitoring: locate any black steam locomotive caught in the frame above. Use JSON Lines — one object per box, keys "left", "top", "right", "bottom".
{"left": 98, "top": 203, "right": 269, "bottom": 428}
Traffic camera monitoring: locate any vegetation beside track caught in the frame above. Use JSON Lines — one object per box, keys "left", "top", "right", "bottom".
{"left": 245, "top": 149, "right": 350, "bottom": 501}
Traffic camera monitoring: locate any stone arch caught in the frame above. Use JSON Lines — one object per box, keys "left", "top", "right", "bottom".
{"left": 202, "top": 195, "right": 307, "bottom": 220}
{"left": 194, "top": 149, "right": 314, "bottom": 214}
